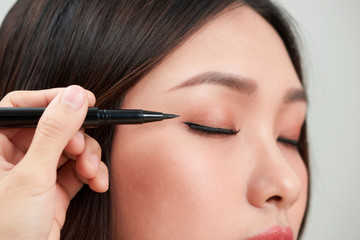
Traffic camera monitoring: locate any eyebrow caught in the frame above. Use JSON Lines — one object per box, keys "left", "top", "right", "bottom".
{"left": 284, "top": 88, "right": 307, "bottom": 104}
{"left": 167, "top": 71, "right": 257, "bottom": 96}
{"left": 167, "top": 71, "right": 307, "bottom": 104}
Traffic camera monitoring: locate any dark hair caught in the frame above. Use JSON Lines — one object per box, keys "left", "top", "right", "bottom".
{"left": 0, "top": 0, "right": 309, "bottom": 239}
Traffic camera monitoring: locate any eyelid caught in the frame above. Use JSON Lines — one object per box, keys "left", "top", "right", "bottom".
{"left": 185, "top": 122, "right": 300, "bottom": 146}
{"left": 184, "top": 122, "right": 239, "bottom": 135}
{"left": 277, "top": 137, "right": 299, "bottom": 148}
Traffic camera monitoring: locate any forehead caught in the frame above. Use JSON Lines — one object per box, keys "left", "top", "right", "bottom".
{"left": 124, "top": 6, "right": 301, "bottom": 103}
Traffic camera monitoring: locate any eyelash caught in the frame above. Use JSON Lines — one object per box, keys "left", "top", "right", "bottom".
{"left": 277, "top": 137, "right": 299, "bottom": 148}
{"left": 185, "top": 122, "right": 299, "bottom": 147}
{"left": 184, "top": 122, "right": 239, "bottom": 135}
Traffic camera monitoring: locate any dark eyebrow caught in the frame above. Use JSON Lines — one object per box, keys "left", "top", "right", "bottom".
{"left": 167, "top": 70, "right": 307, "bottom": 105}
{"left": 167, "top": 71, "right": 257, "bottom": 96}
{"left": 284, "top": 88, "right": 307, "bottom": 104}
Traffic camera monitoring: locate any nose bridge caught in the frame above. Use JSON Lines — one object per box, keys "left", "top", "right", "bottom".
{"left": 246, "top": 131, "right": 301, "bottom": 209}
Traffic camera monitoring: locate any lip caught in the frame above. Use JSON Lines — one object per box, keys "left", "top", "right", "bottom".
{"left": 246, "top": 226, "right": 293, "bottom": 240}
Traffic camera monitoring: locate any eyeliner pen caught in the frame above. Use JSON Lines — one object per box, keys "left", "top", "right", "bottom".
{"left": 0, "top": 107, "right": 179, "bottom": 128}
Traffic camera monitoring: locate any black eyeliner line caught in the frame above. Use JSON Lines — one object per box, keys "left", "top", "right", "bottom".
{"left": 277, "top": 137, "right": 299, "bottom": 147}
{"left": 185, "top": 122, "right": 299, "bottom": 147}
{"left": 184, "top": 122, "right": 239, "bottom": 135}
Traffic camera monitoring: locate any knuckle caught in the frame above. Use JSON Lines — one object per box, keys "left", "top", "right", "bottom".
{"left": 2, "top": 91, "right": 19, "bottom": 106}
{"left": 85, "top": 134, "right": 102, "bottom": 156}
{"left": 4, "top": 91, "right": 18, "bottom": 99}
{"left": 37, "top": 113, "right": 67, "bottom": 138}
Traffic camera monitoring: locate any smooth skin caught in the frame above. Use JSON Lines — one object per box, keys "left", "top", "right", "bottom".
{"left": 0, "top": 86, "right": 109, "bottom": 240}
{"left": 111, "top": 7, "right": 308, "bottom": 240}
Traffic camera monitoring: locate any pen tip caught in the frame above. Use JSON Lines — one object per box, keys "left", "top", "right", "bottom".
{"left": 163, "top": 114, "right": 180, "bottom": 119}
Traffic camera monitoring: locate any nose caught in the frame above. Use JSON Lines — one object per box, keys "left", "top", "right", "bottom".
{"left": 246, "top": 138, "right": 302, "bottom": 210}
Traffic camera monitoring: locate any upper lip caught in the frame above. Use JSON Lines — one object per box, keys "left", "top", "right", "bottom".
{"left": 246, "top": 225, "right": 293, "bottom": 240}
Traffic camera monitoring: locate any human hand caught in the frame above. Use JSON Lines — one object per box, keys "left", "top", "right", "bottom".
{"left": 0, "top": 86, "right": 109, "bottom": 240}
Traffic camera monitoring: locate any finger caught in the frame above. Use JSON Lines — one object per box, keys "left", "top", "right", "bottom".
{"left": 0, "top": 158, "right": 14, "bottom": 176}
{"left": 20, "top": 85, "right": 89, "bottom": 178}
{"left": 75, "top": 133, "right": 101, "bottom": 179}
{"left": 88, "top": 161, "right": 109, "bottom": 193}
{"left": 0, "top": 133, "right": 15, "bottom": 162}
{"left": 57, "top": 160, "right": 87, "bottom": 202}
{"left": 57, "top": 154, "right": 71, "bottom": 169}
{"left": 0, "top": 88, "right": 96, "bottom": 108}
{"left": 0, "top": 88, "right": 63, "bottom": 108}
{"left": 55, "top": 160, "right": 88, "bottom": 232}
{"left": 53, "top": 130, "right": 85, "bottom": 169}
{"left": 60, "top": 131, "right": 99, "bottom": 171}
{"left": 0, "top": 88, "right": 95, "bottom": 140}
{"left": 56, "top": 157, "right": 108, "bottom": 206}
{"left": 0, "top": 133, "right": 24, "bottom": 166}
{"left": 2, "top": 129, "right": 36, "bottom": 153}
{"left": 64, "top": 130, "right": 85, "bottom": 157}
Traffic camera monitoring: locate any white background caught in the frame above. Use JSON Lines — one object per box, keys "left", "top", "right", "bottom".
{"left": 1, "top": 0, "right": 359, "bottom": 239}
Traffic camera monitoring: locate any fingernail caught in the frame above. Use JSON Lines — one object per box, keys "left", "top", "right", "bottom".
{"left": 60, "top": 85, "right": 85, "bottom": 109}
{"left": 89, "top": 154, "right": 99, "bottom": 170}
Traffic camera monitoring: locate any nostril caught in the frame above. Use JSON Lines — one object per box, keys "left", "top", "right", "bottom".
{"left": 266, "top": 195, "right": 282, "bottom": 203}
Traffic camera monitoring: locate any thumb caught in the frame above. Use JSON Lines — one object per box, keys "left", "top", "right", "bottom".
{"left": 22, "top": 85, "right": 89, "bottom": 177}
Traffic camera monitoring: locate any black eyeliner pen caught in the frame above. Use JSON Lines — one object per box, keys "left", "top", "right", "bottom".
{"left": 0, "top": 107, "right": 179, "bottom": 128}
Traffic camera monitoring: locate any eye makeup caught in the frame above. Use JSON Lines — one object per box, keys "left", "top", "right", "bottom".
{"left": 277, "top": 137, "right": 299, "bottom": 148}
{"left": 185, "top": 121, "right": 299, "bottom": 148}
{"left": 184, "top": 122, "right": 239, "bottom": 135}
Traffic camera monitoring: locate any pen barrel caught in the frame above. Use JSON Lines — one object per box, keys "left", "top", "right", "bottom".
{"left": 100, "top": 109, "right": 145, "bottom": 124}
{"left": 87, "top": 109, "right": 164, "bottom": 125}
{"left": 80, "top": 108, "right": 100, "bottom": 127}
{"left": 0, "top": 107, "right": 44, "bottom": 127}
{"left": 84, "top": 109, "right": 144, "bottom": 126}
{"left": 0, "top": 107, "right": 167, "bottom": 128}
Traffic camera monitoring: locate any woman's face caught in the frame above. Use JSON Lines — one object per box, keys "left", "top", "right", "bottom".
{"left": 111, "top": 6, "right": 308, "bottom": 240}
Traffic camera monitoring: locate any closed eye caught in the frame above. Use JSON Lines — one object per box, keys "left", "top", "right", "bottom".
{"left": 185, "top": 122, "right": 299, "bottom": 147}
{"left": 184, "top": 122, "right": 239, "bottom": 135}
{"left": 277, "top": 137, "right": 299, "bottom": 148}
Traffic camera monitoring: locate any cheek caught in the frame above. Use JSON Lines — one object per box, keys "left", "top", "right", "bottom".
{"left": 110, "top": 124, "right": 225, "bottom": 235}
{"left": 111, "top": 125, "right": 211, "bottom": 197}
{"left": 110, "top": 124, "right": 252, "bottom": 238}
